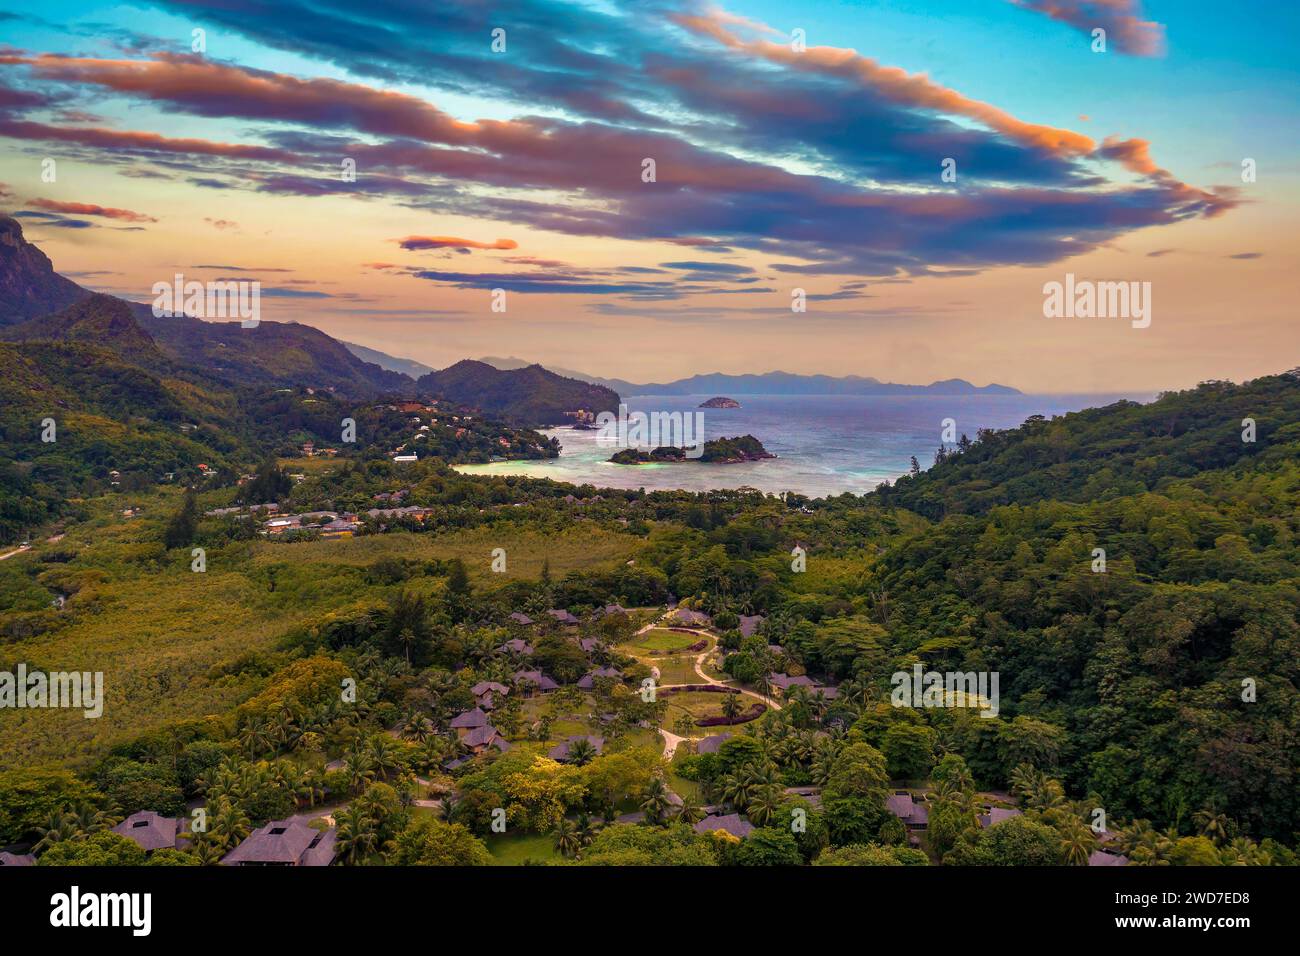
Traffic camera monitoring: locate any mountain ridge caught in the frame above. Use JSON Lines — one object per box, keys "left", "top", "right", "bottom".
{"left": 474, "top": 355, "right": 1020, "bottom": 396}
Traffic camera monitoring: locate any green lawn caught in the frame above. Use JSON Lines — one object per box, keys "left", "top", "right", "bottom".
{"left": 486, "top": 832, "right": 564, "bottom": 866}
{"left": 633, "top": 628, "right": 701, "bottom": 652}
{"left": 651, "top": 655, "right": 701, "bottom": 685}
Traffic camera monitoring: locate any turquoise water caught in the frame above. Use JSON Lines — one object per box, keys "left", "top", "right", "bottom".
{"left": 455, "top": 392, "right": 1153, "bottom": 497}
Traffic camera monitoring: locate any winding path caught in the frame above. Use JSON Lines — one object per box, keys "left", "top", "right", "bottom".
{"left": 639, "top": 615, "right": 780, "bottom": 758}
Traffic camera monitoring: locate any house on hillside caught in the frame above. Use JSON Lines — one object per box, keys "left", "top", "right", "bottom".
{"left": 0, "top": 852, "right": 35, "bottom": 866}
{"left": 221, "top": 816, "right": 336, "bottom": 866}
{"left": 739, "top": 614, "right": 765, "bottom": 637}
{"left": 112, "top": 811, "right": 189, "bottom": 854}
{"left": 886, "top": 791, "right": 930, "bottom": 844}
{"left": 449, "top": 707, "right": 490, "bottom": 735}
{"left": 767, "top": 673, "right": 817, "bottom": 697}
{"left": 509, "top": 612, "right": 534, "bottom": 626}
{"left": 462, "top": 724, "right": 510, "bottom": 754}
{"left": 498, "top": 638, "right": 534, "bottom": 656}
{"left": 513, "top": 670, "right": 559, "bottom": 695}
{"left": 547, "top": 609, "right": 580, "bottom": 626}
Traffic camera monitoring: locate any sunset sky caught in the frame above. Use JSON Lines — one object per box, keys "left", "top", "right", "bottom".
{"left": 1, "top": 0, "right": 1296, "bottom": 392}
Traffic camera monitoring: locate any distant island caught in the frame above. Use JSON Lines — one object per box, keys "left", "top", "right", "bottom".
{"left": 609, "top": 434, "right": 773, "bottom": 464}
{"left": 700, "top": 396, "right": 741, "bottom": 408}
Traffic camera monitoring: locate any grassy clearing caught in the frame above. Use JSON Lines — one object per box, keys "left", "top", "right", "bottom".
{"left": 0, "top": 517, "right": 637, "bottom": 768}
{"left": 486, "top": 832, "right": 563, "bottom": 866}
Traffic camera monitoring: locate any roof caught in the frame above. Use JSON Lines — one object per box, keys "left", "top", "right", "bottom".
{"left": 600, "top": 604, "right": 628, "bottom": 616}
{"left": 578, "top": 636, "right": 601, "bottom": 652}
{"left": 450, "top": 707, "right": 490, "bottom": 729}
{"left": 978, "top": 807, "right": 1023, "bottom": 828}
{"left": 514, "top": 670, "right": 559, "bottom": 691}
{"left": 739, "top": 614, "right": 765, "bottom": 637}
{"left": 509, "top": 612, "right": 534, "bottom": 625}
{"left": 1088, "top": 849, "right": 1130, "bottom": 866}
{"left": 462, "top": 725, "right": 503, "bottom": 748}
{"left": 886, "top": 792, "right": 928, "bottom": 826}
{"left": 222, "top": 816, "right": 336, "bottom": 866}
{"left": 547, "top": 609, "right": 580, "bottom": 625}
{"left": 0, "top": 852, "right": 35, "bottom": 866}
{"left": 471, "top": 681, "right": 510, "bottom": 697}
{"left": 696, "top": 732, "right": 733, "bottom": 755}
{"left": 499, "top": 638, "right": 534, "bottom": 655}
{"left": 112, "top": 810, "right": 181, "bottom": 852}
{"left": 694, "top": 813, "right": 753, "bottom": 839}
{"left": 577, "top": 666, "right": 622, "bottom": 689}
{"left": 548, "top": 734, "right": 605, "bottom": 760}
{"left": 768, "top": 673, "right": 817, "bottom": 691}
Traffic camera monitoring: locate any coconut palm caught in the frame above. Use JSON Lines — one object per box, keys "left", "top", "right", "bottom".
{"left": 34, "top": 809, "right": 80, "bottom": 852}
{"left": 335, "top": 805, "right": 380, "bottom": 865}
{"left": 746, "top": 784, "right": 784, "bottom": 826}
{"left": 69, "top": 801, "right": 113, "bottom": 835}
{"left": 640, "top": 777, "right": 674, "bottom": 826}
{"left": 676, "top": 794, "right": 707, "bottom": 827}
{"left": 1059, "top": 817, "right": 1098, "bottom": 866}
{"left": 208, "top": 797, "right": 252, "bottom": 846}
{"left": 552, "top": 818, "right": 581, "bottom": 858}
{"left": 400, "top": 710, "right": 435, "bottom": 742}
{"left": 721, "top": 692, "right": 742, "bottom": 722}
{"left": 1193, "top": 807, "right": 1230, "bottom": 846}
{"left": 575, "top": 813, "right": 601, "bottom": 849}
{"left": 566, "top": 738, "right": 598, "bottom": 767}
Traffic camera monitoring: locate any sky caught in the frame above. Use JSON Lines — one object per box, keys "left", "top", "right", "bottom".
{"left": 0, "top": 0, "right": 1296, "bottom": 393}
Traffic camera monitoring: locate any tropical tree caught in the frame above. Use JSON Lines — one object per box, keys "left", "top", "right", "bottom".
{"left": 552, "top": 817, "right": 581, "bottom": 858}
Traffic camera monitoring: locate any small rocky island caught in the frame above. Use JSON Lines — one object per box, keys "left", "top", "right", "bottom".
{"left": 700, "top": 396, "right": 741, "bottom": 408}
{"left": 609, "top": 434, "right": 774, "bottom": 464}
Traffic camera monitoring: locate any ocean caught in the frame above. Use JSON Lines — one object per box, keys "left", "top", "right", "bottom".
{"left": 454, "top": 392, "right": 1154, "bottom": 497}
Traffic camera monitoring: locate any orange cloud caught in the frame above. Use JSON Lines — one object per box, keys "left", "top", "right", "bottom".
{"left": 672, "top": 11, "right": 1097, "bottom": 159}
{"left": 28, "top": 198, "right": 156, "bottom": 222}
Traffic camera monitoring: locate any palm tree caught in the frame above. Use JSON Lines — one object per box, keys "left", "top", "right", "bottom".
{"left": 747, "top": 784, "right": 785, "bottom": 826}
{"left": 575, "top": 813, "right": 601, "bottom": 849}
{"left": 721, "top": 692, "right": 742, "bottom": 722}
{"left": 335, "top": 805, "right": 380, "bottom": 865}
{"left": 552, "top": 817, "right": 581, "bottom": 858}
{"left": 238, "top": 717, "right": 273, "bottom": 758}
{"left": 34, "top": 809, "right": 80, "bottom": 852}
{"left": 676, "top": 794, "right": 706, "bottom": 827}
{"left": 365, "top": 735, "right": 404, "bottom": 780}
{"left": 188, "top": 832, "right": 228, "bottom": 865}
{"left": 1059, "top": 817, "right": 1097, "bottom": 866}
{"left": 400, "top": 710, "right": 435, "bottom": 742}
{"left": 69, "top": 801, "right": 112, "bottom": 835}
{"left": 640, "top": 778, "right": 673, "bottom": 826}
{"left": 1193, "top": 807, "right": 1230, "bottom": 846}
{"left": 566, "top": 738, "right": 597, "bottom": 767}
{"left": 208, "top": 797, "right": 251, "bottom": 846}
{"left": 344, "top": 749, "right": 377, "bottom": 793}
